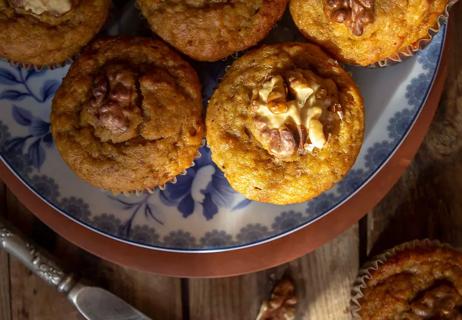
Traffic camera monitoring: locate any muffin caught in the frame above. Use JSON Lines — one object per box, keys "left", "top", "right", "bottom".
{"left": 352, "top": 240, "right": 462, "bottom": 319}
{"left": 51, "top": 37, "right": 204, "bottom": 193}
{"left": 290, "top": 0, "right": 455, "bottom": 66}
{"left": 136, "top": 0, "right": 288, "bottom": 62}
{"left": 0, "top": 0, "right": 110, "bottom": 67}
{"left": 206, "top": 43, "right": 364, "bottom": 205}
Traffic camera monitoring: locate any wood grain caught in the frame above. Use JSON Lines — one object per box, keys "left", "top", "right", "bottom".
{"left": 4, "top": 189, "right": 183, "bottom": 320}
{"left": 6, "top": 189, "right": 82, "bottom": 320}
{"left": 188, "top": 225, "right": 358, "bottom": 320}
{"left": 0, "top": 181, "right": 12, "bottom": 320}
{"left": 367, "top": 2, "right": 462, "bottom": 255}
{"left": 292, "top": 225, "right": 359, "bottom": 319}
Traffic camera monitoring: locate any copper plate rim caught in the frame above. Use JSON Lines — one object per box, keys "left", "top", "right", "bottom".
{"left": 0, "top": 26, "right": 451, "bottom": 278}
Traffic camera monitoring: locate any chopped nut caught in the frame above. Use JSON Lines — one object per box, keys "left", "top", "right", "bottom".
{"left": 256, "top": 277, "right": 297, "bottom": 320}
{"left": 90, "top": 75, "right": 108, "bottom": 108}
{"left": 98, "top": 103, "right": 127, "bottom": 134}
{"left": 287, "top": 72, "right": 316, "bottom": 107}
{"left": 267, "top": 88, "right": 286, "bottom": 104}
{"left": 306, "top": 106, "right": 323, "bottom": 120}
{"left": 316, "top": 88, "right": 328, "bottom": 100}
{"left": 328, "top": 103, "right": 344, "bottom": 120}
{"left": 259, "top": 75, "right": 286, "bottom": 104}
{"left": 9, "top": 0, "right": 75, "bottom": 16}
{"left": 325, "top": 0, "right": 374, "bottom": 36}
{"left": 268, "top": 101, "right": 289, "bottom": 114}
{"left": 308, "top": 119, "right": 326, "bottom": 149}
{"left": 267, "top": 128, "right": 297, "bottom": 158}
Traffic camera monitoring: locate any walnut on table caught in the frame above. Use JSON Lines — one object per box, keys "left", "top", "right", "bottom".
{"left": 256, "top": 277, "right": 297, "bottom": 320}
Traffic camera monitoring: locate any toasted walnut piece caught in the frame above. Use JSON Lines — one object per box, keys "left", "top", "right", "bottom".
{"left": 325, "top": 0, "right": 374, "bottom": 36}
{"left": 90, "top": 73, "right": 130, "bottom": 134}
{"left": 256, "top": 277, "right": 297, "bottom": 320}
{"left": 308, "top": 119, "right": 326, "bottom": 149}
{"left": 9, "top": 0, "right": 75, "bottom": 16}
{"left": 98, "top": 102, "right": 127, "bottom": 134}
{"left": 328, "top": 103, "right": 344, "bottom": 120}
{"left": 259, "top": 75, "right": 287, "bottom": 104}
{"left": 267, "top": 128, "right": 297, "bottom": 158}
{"left": 85, "top": 64, "right": 143, "bottom": 142}
{"left": 90, "top": 75, "right": 108, "bottom": 108}
{"left": 268, "top": 100, "right": 289, "bottom": 114}
{"left": 405, "top": 284, "right": 462, "bottom": 319}
{"left": 287, "top": 71, "right": 316, "bottom": 107}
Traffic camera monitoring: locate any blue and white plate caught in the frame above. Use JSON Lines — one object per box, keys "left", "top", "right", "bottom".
{"left": 0, "top": 11, "right": 446, "bottom": 252}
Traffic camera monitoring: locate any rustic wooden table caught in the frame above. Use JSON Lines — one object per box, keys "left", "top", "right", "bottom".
{"left": 0, "top": 5, "right": 461, "bottom": 319}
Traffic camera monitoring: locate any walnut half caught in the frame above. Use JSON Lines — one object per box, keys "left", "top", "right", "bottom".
{"left": 84, "top": 63, "right": 143, "bottom": 143}
{"left": 256, "top": 277, "right": 297, "bottom": 320}
{"left": 325, "top": 0, "right": 374, "bottom": 36}
{"left": 249, "top": 70, "right": 341, "bottom": 159}
{"left": 9, "top": 0, "right": 75, "bottom": 16}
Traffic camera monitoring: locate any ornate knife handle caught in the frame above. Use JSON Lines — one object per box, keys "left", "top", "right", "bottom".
{"left": 0, "top": 219, "right": 76, "bottom": 294}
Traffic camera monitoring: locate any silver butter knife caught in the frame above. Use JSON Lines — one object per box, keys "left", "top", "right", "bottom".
{"left": 0, "top": 219, "right": 151, "bottom": 320}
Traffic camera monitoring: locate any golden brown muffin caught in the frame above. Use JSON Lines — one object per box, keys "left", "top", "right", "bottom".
{"left": 290, "top": 0, "right": 452, "bottom": 66}
{"left": 356, "top": 242, "right": 462, "bottom": 319}
{"left": 0, "top": 0, "right": 110, "bottom": 66}
{"left": 206, "top": 43, "right": 364, "bottom": 205}
{"left": 51, "top": 37, "right": 204, "bottom": 193}
{"left": 136, "top": 0, "right": 288, "bottom": 62}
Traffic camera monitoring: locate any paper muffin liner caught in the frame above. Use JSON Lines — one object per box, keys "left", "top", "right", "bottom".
{"left": 350, "top": 239, "right": 457, "bottom": 319}
{"left": 121, "top": 138, "right": 206, "bottom": 197}
{"left": 371, "top": 0, "right": 459, "bottom": 68}
{"left": 1, "top": 56, "right": 75, "bottom": 70}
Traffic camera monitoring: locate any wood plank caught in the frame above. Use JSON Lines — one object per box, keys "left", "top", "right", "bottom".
{"left": 292, "top": 225, "right": 359, "bottom": 319}
{"left": 5, "top": 189, "right": 183, "bottom": 320}
{"left": 0, "top": 181, "right": 12, "bottom": 320}
{"left": 367, "top": 2, "right": 462, "bottom": 254}
{"left": 189, "top": 225, "right": 359, "bottom": 320}
{"left": 6, "top": 190, "right": 82, "bottom": 320}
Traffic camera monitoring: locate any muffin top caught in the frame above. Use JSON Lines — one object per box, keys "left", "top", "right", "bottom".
{"left": 290, "top": 0, "right": 450, "bottom": 66}
{"left": 358, "top": 243, "right": 462, "bottom": 319}
{"left": 206, "top": 43, "right": 364, "bottom": 205}
{"left": 136, "top": 0, "right": 288, "bottom": 61}
{"left": 51, "top": 37, "right": 203, "bottom": 193}
{"left": 0, "top": 0, "right": 110, "bottom": 66}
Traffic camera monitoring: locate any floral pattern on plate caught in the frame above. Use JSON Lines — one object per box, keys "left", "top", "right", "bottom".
{"left": 0, "top": 15, "right": 446, "bottom": 251}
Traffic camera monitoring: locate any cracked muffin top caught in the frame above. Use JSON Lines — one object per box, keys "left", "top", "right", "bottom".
{"left": 0, "top": 0, "right": 110, "bottom": 66}
{"left": 290, "top": 0, "right": 451, "bottom": 66}
{"left": 136, "top": 0, "right": 288, "bottom": 61}
{"left": 51, "top": 37, "right": 204, "bottom": 193}
{"left": 206, "top": 42, "right": 364, "bottom": 205}
{"left": 357, "top": 243, "right": 462, "bottom": 320}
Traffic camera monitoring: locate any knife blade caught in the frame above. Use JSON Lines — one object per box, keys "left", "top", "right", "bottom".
{"left": 0, "top": 219, "right": 152, "bottom": 320}
{"left": 69, "top": 286, "right": 151, "bottom": 320}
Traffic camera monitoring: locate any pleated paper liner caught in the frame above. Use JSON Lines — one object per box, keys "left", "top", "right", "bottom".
{"left": 0, "top": 56, "right": 74, "bottom": 71}
{"left": 120, "top": 138, "right": 206, "bottom": 197}
{"left": 371, "top": 0, "right": 459, "bottom": 68}
{"left": 350, "top": 239, "right": 459, "bottom": 319}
